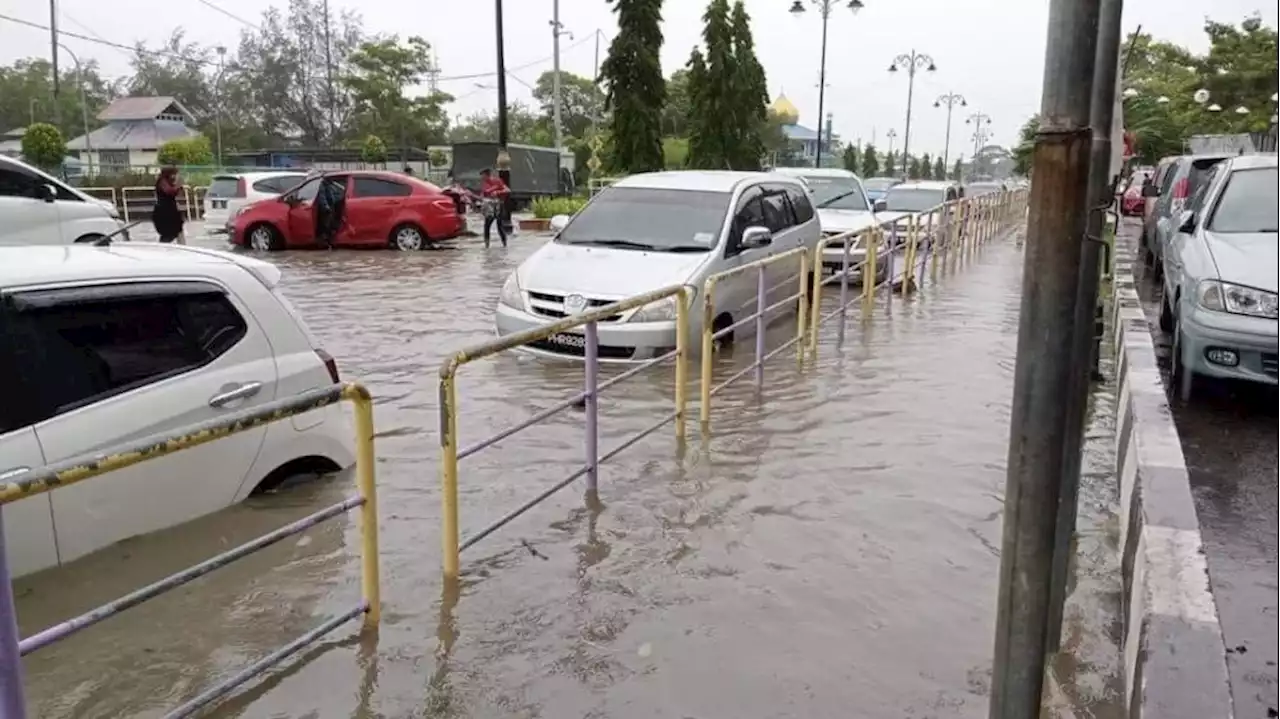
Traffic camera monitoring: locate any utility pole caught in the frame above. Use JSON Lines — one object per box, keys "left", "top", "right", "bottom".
{"left": 888, "top": 48, "right": 936, "bottom": 176}
{"left": 935, "top": 92, "right": 966, "bottom": 169}
{"left": 988, "top": 0, "right": 1101, "bottom": 715}
{"left": 215, "top": 46, "right": 226, "bottom": 169}
{"left": 494, "top": 0, "right": 512, "bottom": 232}
{"left": 322, "top": 0, "right": 336, "bottom": 144}
{"left": 1045, "top": 0, "right": 1124, "bottom": 656}
{"left": 49, "top": 0, "right": 61, "bottom": 130}
{"left": 550, "top": 0, "right": 565, "bottom": 154}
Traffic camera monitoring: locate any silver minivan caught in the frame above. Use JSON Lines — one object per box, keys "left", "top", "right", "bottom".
{"left": 494, "top": 171, "right": 822, "bottom": 362}
{"left": 0, "top": 155, "right": 127, "bottom": 245}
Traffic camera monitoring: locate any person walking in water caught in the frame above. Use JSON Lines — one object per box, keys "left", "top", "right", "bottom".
{"left": 479, "top": 168, "right": 510, "bottom": 248}
{"left": 152, "top": 166, "right": 186, "bottom": 244}
{"left": 313, "top": 174, "right": 346, "bottom": 250}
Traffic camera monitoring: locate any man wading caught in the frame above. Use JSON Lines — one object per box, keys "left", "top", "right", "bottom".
{"left": 479, "top": 168, "right": 511, "bottom": 249}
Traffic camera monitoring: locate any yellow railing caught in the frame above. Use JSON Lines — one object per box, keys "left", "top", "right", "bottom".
{"left": 437, "top": 285, "right": 692, "bottom": 579}
{"left": 84, "top": 185, "right": 210, "bottom": 224}
{"left": 0, "top": 382, "right": 380, "bottom": 719}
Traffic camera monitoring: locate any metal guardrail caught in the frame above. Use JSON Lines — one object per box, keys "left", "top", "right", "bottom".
{"left": 0, "top": 382, "right": 380, "bottom": 719}
{"left": 437, "top": 286, "right": 692, "bottom": 579}
{"left": 81, "top": 185, "right": 209, "bottom": 224}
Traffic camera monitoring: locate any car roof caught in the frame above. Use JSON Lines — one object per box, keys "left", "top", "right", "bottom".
{"left": 770, "top": 167, "right": 858, "bottom": 179}
{"left": 212, "top": 170, "right": 310, "bottom": 179}
{"left": 0, "top": 244, "right": 282, "bottom": 292}
{"left": 891, "top": 181, "right": 953, "bottom": 191}
{"left": 1224, "top": 153, "right": 1278, "bottom": 170}
{"left": 612, "top": 170, "right": 795, "bottom": 193}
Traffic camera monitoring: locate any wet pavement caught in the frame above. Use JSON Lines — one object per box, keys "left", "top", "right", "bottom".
{"left": 15, "top": 222, "right": 1119, "bottom": 718}
{"left": 1120, "top": 220, "right": 1279, "bottom": 719}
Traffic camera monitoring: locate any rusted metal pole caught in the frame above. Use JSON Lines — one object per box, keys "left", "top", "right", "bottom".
{"left": 1045, "top": 0, "right": 1125, "bottom": 655}
{"left": 988, "top": 0, "right": 1101, "bottom": 714}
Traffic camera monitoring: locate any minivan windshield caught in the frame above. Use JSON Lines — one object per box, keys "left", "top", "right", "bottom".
{"left": 1207, "top": 167, "right": 1278, "bottom": 234}
{"left": 863, "top": 178, "right": 899, "bottom": 193}
{"left": 884, "top": 188, "right": 945, "bottom": 213}
{"left": 803, "top": 176, "right": 870, "bottom": 211}
{"left": 556, "top": 187, "right": 730, "bottom": 252}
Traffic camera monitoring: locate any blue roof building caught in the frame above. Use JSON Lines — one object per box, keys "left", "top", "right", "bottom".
{"left": 770, "top": 93, "right": 840, "bottom": 167}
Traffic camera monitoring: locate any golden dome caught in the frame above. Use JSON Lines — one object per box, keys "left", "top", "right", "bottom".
{"left": 770, "top": 94, "right": 800, "bottom": 125}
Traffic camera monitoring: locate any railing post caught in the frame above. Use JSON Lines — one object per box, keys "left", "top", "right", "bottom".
{"left": 674, "top": 289, "right": 688, "bottom": 444}
{"left": 902, "top": 217, "right": 918, "bottom": 296}
{"left": 922, "top": 210, "right": 935, "bottom": 288}
{"left": 808, "top": 244, "right": 825, "bottom": 353}
{"left": 863, "top": 229, "right": 879, "bottom": 311}
{"left": 439, "top": 375, "right": 461, "bottom": 580}
{"left": 699, "top": 281, "right": 715, "bottom": 429}
{"left": 352, "top": 392, "right": 381, "bottom": 627}
{"left": 838, "top": 235, "right": 850, "bottom": 346}
{"left": 754, "top": 265, "right": 766, "bottom": 390}
{"left": 885, "top": 224, "right": 896, "bottom": 296}
{"left": 796, "top": 251, "right": 809, "bottom": 362}
{"left": 584, "top": 320, "right": 600, "bottom": 494}
{"left": 0, "top": 514, "right": 28, "bottom": 718}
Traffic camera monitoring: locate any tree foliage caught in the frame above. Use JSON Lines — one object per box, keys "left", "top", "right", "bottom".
{"left": 727, "top": 1, "right": 768, "bottom": 170}
{"left": 933, "top": 156, "right": 946, "bottom": 180}
{"left": 533, "top": 70, "right": 604, "bottom": 140}
{"left": 861, "top": 144, "right": 879, "bottom": 177}
{"left": 952, "top": 158, "right": 963, "bottom": 181}
{"left": 341, "top": 35, "right": 452, "bottom": 151}
{"left": 884, "top": 150, "right": 896, "bottom": 176}
{"left": 156, "top": 135, "right": 214, "bottom": 166}
{"left": 20, "top": 122, "right": 66, "bottom": 170}
{"left": 361, "top": 134, "right": 388, "bottom": 163}
{"left": 448, "top": 102, "right": 551, "bottom": 145}
{"left": 661, "top": 69, "right": 692, "bottom": 137}
{"left": 686, "top": 0, "right": 769, "bottom": 170}
{"left": 842, "top": 144, "right": 859, "bottom": 174}
{"left": 919, "top": 153, "right": 932, "bottom": 179}
{"left": 600, "top": 0, "right": 666, "bottom": 173}
{"left": 0, "top": 59, "right": 116, "bottom": 140}
{"left": 1012, "top": 115, "right": 1040, "bottom": 177}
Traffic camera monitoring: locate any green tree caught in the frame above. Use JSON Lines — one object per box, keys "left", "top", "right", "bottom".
{"left": 663, "top": 136, "right": 689, "bottom": 168}
{"left": 20, "top": 122, "right": 66, "bottom": 170}
{"left": 686, "top": 0, "right": 734, "bottom": 169}
{"left": 1199, "top": 17, "right": 1278, "bottom": 133}
{"left": 157, "top": 135, "right": 214, "bottom": 166}
{"left": 342, "top": 36, "right": 453, "bottom": 154}
{"left": 532, "top": 70, "right": 604, "bottom": 139}
{"left": 919, "top": 153, "right": 932, "bottom": 179}
{"left": 360, "top": 134, "right": 388, "bottom": 164}
{"left": 448, "top": 103, "right": 551, "bottom": 145}
{"left": 600, "top": 0, "right": 666, "bottom": 173}
{"left": 884, "top": 150, "right": 896, "bottom": 176}
{"left": 952, "top": 158, "right": 963, "bottom": 180}
{"left": 428, "top": 148, "right": 449, "bottom": 168}
{"left": 933, "top": 156, "right": 946, "bottom": 180}
{"left": 1012, "top": 115, "right": 1039, "bottom": 176}
{"left": 661, "top": 69, "right": 691, "bottom": 136}
{"left": 0, "top": 58, "right": 117, "bottom": 140}
{"left": 842, "top": 143, "right": 859, "bottom": 174}
{"left": 861, "top": 143, "right": 879, "bottom": 177}
{"left": 727, "top": 0, "right": 769, "bottom": 170}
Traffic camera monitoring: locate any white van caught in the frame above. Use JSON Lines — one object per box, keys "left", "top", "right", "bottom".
{"left": 0, "top": 155, "right": 127, "bottom": 245}
{"left": 493, "top": 171, "right": 822, "bottom": 361}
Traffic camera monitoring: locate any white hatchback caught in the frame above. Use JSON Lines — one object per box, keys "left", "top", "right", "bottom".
{"left": 203, "top": 171, "right": 310, "bottom": 233}
{"left": 0, "top": 155, "right": 127, "bottom": 245}
{"left": 0, "top": 244, "right": 355, "bottom": 578}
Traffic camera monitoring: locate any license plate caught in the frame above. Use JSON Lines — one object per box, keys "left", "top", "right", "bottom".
{"left": 547, "top": 332, "right": 586, "bottom": 349}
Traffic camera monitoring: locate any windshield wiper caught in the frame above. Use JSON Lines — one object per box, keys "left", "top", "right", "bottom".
{"left": 663, "top": 245, "right": 711, "bottom": 253}
{"left": 569, "top": 238, "right": 658, "bottom": 250}
{"left": 817, "top": 190, "right": 865, "bottom": 209}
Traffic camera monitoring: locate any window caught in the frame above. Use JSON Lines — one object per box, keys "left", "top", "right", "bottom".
{"left": 98, "top": 150, "right": 129, "bottom": 172}
{"left": 5, "top": 284, "right": 248, "bottom": 425}
{"left": 293, "top": 178, "right": 322, "bottom": 203}
{"left": 760, "top": 189, "right": 794, "bottom": 233}
{"left": 254, "top": 175, "right": 306, "bottom": 195}
{"left": 1206, "top": 167, "right": 1278, "bottom": 234}
{"left": 353, "top": 177, "right": 411, "bottom": 198}
{"left": 208, "top": 176, "right": 243, "bottom": 198}
{"left": 0, "top": 167, "right": 41, "bottom": 199}
{"left": 555, "top": 187, "right": 731, "bottom": 252}
{"left": 802, "top": 176, "right": 870, "bottom": 211}
{"left": 884, "top": 188, "right": 946, "bottom": 213}
{"left": 787, "top": 185, "right": 815, "bottom": 224}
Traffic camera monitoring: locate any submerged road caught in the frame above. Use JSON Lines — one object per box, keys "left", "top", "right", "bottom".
{"left": 15, "top": 222, "right": 1119, "bottom": 718}
{"left": 1121, "top": 220, "right": 1279, "bottom": 719}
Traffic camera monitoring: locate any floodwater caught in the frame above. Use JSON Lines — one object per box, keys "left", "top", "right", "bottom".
{"left": 1122, "top": 220, "right": 1279, "bottom": 719}
{"left": 15, "top": 222, "right": 1117, "bottom": 718}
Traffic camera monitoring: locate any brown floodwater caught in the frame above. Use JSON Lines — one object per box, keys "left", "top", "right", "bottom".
{"left": 14, "top": 223, "right": 1119, "bottom": 718}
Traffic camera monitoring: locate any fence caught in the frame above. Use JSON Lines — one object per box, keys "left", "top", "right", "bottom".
{"left": 438, "top": 188, "right": 1029, "bottom": 576}
{"left": 0, "top": 382, "right": 380, "bottom": 719}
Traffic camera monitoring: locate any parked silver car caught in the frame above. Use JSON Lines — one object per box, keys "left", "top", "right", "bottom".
{"left": 1159, "top": 153, "right": 1278, "bottom": 401}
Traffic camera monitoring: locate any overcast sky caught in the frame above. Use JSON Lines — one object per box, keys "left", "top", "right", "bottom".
{"left": 3, "top": 0, "right": 1275, "bottom": 159}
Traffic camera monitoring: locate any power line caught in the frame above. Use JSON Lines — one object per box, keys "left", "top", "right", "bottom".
{"left": 192, "top": 0, "right": 260, "bottom": 30}
{"left": 0, "top": 12, "right": 219, "bottom": 67}
{"left": 438, "top": 31, "right": 599, "bottom": 82}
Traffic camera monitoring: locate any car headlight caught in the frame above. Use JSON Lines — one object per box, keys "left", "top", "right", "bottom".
{"left": 498, "top": 273, "right": 524, "bottom": 309}
{"left": 1196, "top": 280, "right": 1279, "bottom": 319}
{"left": 628, "top": 288, "right": 694, "bottom": 323}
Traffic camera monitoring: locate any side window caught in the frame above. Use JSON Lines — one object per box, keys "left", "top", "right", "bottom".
{"left": 726, "top": 186, "right": 765, "bottom": 254}
{"left": 787, "top": 186, "right": 815, "bottom": 224}
{"left": 353, "top": 177, "right": 411, "bottom": 198}
{"left": 760, "top": 188, "right": 794, "bottom": 233}
{"left": 0, "top": 167, "right": 41, "bottom": 198}
{"left": 6, "top": 285, "right": 249, "bottom": 423}
{"left": 294, "top": 178, "right": 321, "bottom": 203}
{"left": 252, "top": 178, "right": 281, "bottom": 194}
{"left": 1187, "top": 165, "right": 1220, "bottom": 211}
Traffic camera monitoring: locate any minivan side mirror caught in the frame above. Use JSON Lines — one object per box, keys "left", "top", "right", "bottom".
{"left": 549, "top": 214, "right": 570, "bottom": 232}
{"left": 1177, "top": 209, "right": 1197, "bottom": 234}
{"left": 37, "top": 183, "right": 56, "bottom": 203}
{"left": 740, "top": 226, "right": 773, "bottom": 250}
{"left": 873, "top": 199, "right": 888, "bottom": 212}
{"left": 1141, "top": 182, "right": 1159, "bottom": 198}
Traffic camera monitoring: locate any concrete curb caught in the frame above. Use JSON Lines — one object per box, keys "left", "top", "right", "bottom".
{"left": 1110, "top": 246, "right": 1235, "bottom": 719}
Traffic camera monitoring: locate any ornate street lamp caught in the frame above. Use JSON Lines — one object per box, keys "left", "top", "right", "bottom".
{"left": 888, "top": 49, "right": 936, "bottom": 175}
{"left": 790, "top": 0, "right": 865, "bottom": 167}
{"left": 934, "top": 92, "right": 966, "bottom": 169}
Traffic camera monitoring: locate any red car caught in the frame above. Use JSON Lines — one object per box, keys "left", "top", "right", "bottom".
{"left": 228, "top": 170, "right": 465, "bottom": 251}
{"left": 1119, "top": 170, "right": 1151, "bottom": 216}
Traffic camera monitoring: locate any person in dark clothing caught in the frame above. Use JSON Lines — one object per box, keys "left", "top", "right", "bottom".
{"left": 153, "top": 167, "right": 185, "bottom": 244}
{"left": 479, "top": 168, "right": 510, "bottom": 248}
{"left": 313, "top": 175, "right": 346, "bottom": 249}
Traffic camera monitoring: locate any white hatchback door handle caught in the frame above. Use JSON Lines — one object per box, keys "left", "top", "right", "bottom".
{"left": 209, "top": 381, "right": 263, "bottom": 408}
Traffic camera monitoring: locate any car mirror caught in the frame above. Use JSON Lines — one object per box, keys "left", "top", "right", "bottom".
{"left": 1177, "top": 210, "right": 1197, "bottom": 234}
{"left": 549, "top": 214, "right": 570, "bottom": 232}
{"left": 1141, "top": 183, "right": 1159, "bottom": 198}
{"left": 873, "top": 199, "right": 887, "bottom": 212}
{"left": 740, "top": 226, "right": 773, "bottom": 250}
{"left": 37, "top": 183, "right": 56, "bottom": 203}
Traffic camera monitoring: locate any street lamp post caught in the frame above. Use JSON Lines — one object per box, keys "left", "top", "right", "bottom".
{"left": 494, "top": 0, "right": 512, "bottom": 233}
{"left": 934, "top": 91, "right": 966, "bottom": 169}
{"left": 888, "top": 49, "right": 936, "bottom": 176}
{"left": 55, "top": 43, "right": 93, "bottom": 178}
{"left": 790, "top": 0, "right": 865, "bottom": 168}
{"left": 965, "top": 111, "right": 991, "bottom": 171}
{"left": 549, "top": 1, "right": 573, "bottom": 154}
{"left": 885, "top": 127, "right": 897, "bottom": 170}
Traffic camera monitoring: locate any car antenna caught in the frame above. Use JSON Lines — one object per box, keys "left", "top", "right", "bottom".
{"left": 93, "top": 220, "right": 146, "bottom": 246}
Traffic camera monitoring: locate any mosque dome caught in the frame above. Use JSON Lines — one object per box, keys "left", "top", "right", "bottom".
{"left": 770, "top": 93, "right": 800, "bottom": 125}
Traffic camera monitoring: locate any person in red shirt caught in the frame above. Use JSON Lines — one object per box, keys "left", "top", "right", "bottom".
{"left": 479, "top": 168, "right": 511, "bottom": 248}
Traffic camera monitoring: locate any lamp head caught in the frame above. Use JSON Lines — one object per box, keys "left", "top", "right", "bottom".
{"left": 848, "top": 0, "right": 864, "bottom": 11}
{"left": 789, "top": 0, "right": 805, "bottom": 14}
{"left": 926, "top": 62, "right": 937, "bottom": 72}
{"left": 888, "top": 63, "right": 898, "bottom": 72}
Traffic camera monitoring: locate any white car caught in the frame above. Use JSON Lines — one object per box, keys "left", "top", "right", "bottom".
{"left": 771, "top": 166, "right": 888, "bottom": 277}
{"left": 0, "top": 244, "right": 355, "bottom": 578}
{"left": 0, "top": 154, "right": 127, "bottom": 245}
{"left": 494, "top": 170, "right": 821, "bottom": 362}
{"left": 203, "top": 171, "right": 310, "bottom": 233}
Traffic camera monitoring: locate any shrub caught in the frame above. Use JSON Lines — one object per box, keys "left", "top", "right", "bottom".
{"left": 361, "top": 134, "right": 388, "bottom": 164}
{"left": 20, "top": 123, "right": 66, "bottom": 171}
{"left": 157, "top": 136, "right": 214, "bottom": 166}
{"left": 531, "top": 195, "right": 589, "bottom": 219}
